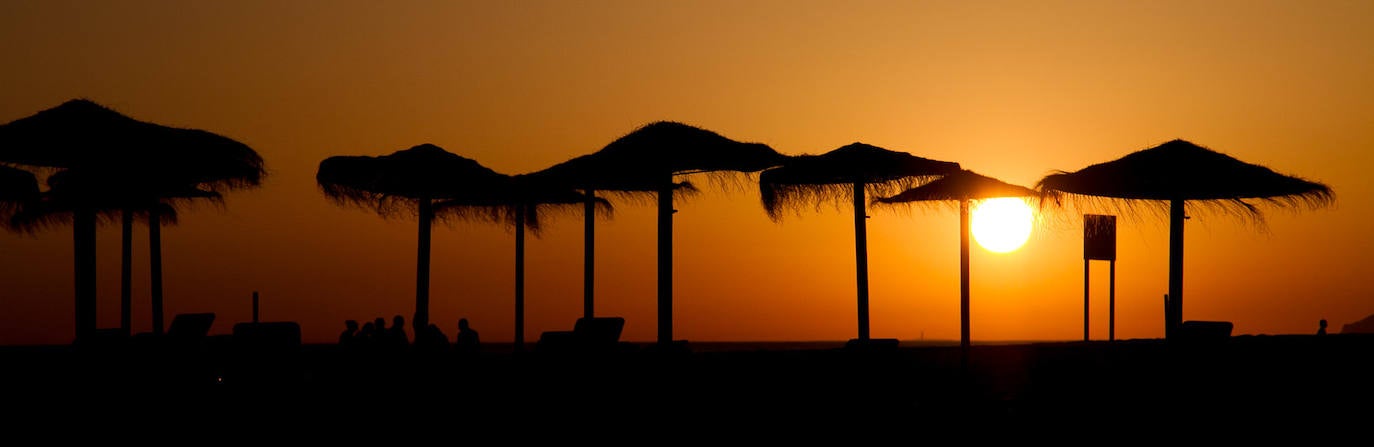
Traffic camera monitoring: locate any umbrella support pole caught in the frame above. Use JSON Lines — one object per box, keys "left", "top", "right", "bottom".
{"left": 121, "top": 209, "right": 133, "bottom": 337}
{"left": 1167, "top": 199, "right": 1185, "bottom": 340}
{"left": 415, "top": 198, "right": 432, "bottom": 331}
{"left": 960, "top": 200, "right": 970, "bottom": 364}
{"left": 74, "top": 207, "right": 97, "bottom": 344}
{"left": 149, "top": 207, "right": 164, "bottom": 337}
{"left": 515, "top": 208, "right": 525, "bottom": 352}
{"left": 584, "top": 190, "right": 595, "bottom": 320}
{"left": 853, "top": 182, "right": 870, "bottom": 342}
{"left": 657, "top": 184, "right": 673, "bottom": 346}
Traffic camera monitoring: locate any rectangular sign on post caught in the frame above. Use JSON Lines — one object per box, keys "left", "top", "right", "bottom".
{"left": 1084, "top": 214, "right": 1117, "bottom": 261}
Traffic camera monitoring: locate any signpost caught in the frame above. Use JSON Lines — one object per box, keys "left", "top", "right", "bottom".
{"left": 1084, "top": 215, "right": 1117, "bottom": 340}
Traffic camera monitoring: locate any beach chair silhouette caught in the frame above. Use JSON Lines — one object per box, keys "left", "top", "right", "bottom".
{"left": 536, "top": 317, "right": 628, "bottom": 354}
{"left": 128, "top": 312, "right": 215, "bottom": 351}
{"left": 168, "top": 312, "right": 216, "bottom": 339}
{"left": 1178, "top": 320, "right": 1233, "bottom": 343}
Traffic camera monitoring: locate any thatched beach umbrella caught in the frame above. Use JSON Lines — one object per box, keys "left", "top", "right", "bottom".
{"left": 759, "top": 143, "right": 960, "bottom": 343}
{"left": 436, "top": 174, "right": 610, "bottom": 351}
{"left": 531, "top": 121, "right": 783, "bottom": 346}
{"left": 874, "top": 169, "right": 1038, "bottom": 357}
{"left": 317, "top": 143, "right": 508, "bottom": 331}
{"left": 1036, "top": 139, "right": 1334, "bottom": 339}
{"left": 0, "top": 99, "right": 265, "bottom": 341}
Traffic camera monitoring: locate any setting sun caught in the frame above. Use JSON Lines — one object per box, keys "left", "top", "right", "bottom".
{"left": 970, "top": 198, "right": 1033, "bottom": 253}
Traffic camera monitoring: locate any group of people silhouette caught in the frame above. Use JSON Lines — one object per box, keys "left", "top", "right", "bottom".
{"left": 338, "top": 314, "right": 479, "bottom": 355}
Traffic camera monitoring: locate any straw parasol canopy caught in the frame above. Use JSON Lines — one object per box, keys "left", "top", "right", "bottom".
{"left": 0, "top": 164, "right": 38, "bottom": 218}
{"left": 530, "top": 121, "right": 784, "bottom": 346}
{"left": 1036, "top": 139, "right": 1334, "bottom": 339}
{"left": 759, "top": 142, "right": 960, "bottom": 343}
{"left": 875, "top": 169, "right": 1039, "bottom": 356}
{"left": 436, "top": 174, "right": 611, "bottom": 351}
{"left": 0, "top": 98, "right": 266, "bottom": 341}
{"left": 535, "top": 121, "right": 784, "bottom": 193}
{"left": 317, "top": 143, "right": 509, "bottom": 330}
{"left": 0, "top": 99, "right": 264, "bottom": 188}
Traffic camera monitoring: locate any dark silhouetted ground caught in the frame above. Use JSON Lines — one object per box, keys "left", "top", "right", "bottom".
{"left": 1, "top": 334, "right": 1368, "bottom": 435}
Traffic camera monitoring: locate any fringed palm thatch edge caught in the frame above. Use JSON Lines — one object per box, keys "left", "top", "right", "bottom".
{"left": 759, "top": 175, "right": 939, "bottom": 222}
{"left": 586, "top": 181, "right": 697, "bottom": 208}
{"left": 7, "top": 201, "right": 181, "bottom": 234}
{"left": 0, "top": 165, "right": 38, "bottom": 221}
{"left": 434, "top": 189, "right": 615, "bottom": 236}
{"left": 316, "top": 181, "right": 425, "bottom": 220}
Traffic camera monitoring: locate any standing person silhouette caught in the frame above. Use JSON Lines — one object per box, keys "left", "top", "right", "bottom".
{"left": 359, "top": 321, "right": 377, "bottom": 348}
{"left": 415, "top": 323, "right": 449, "bottom": 352}
{"left": 340, "top": 319, "right": 359, "bottom": 347}
{"left": 389, "top": 315, "right": 409, "bottom": 348}
{"left": 1318, "top": 319, "right": 1328, "bottom": 335}
{"left": 371, "top": 317, "right": 388, "bottom": 352}
{"left": 455, "top": 318, "right": 480, "bottom": 356}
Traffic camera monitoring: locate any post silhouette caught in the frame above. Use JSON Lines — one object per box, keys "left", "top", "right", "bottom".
{"left": 1109, "top": 261, "right": 1116, "bottom": 340}
{"left": 853, "top": 181, "right": 870, "bottom": 341}
{"left": 74, "top": 207, "right": 97, "bottom": 344}
{"left": 583, "top": 189, "right": 595, "bottom": 319}
{"left": 416, "top": 195, "right": 432, "bottom": 331}
{"left": 960, "top": 200, "right": 970, "bottom": 359}
{"left": 1083, "top": 259, "right": 1090, "bottom": 341}
{"left": 657, "top": 181, "right": 673, "bottom": 346}
{"left": 515, "top": 205, "right": 526, "bottom": 352}
{"left": 1167, "top": 199, "right": 1184, "bottom": 338}
{"left": 121, "top": 210, "right": 133, "bottom": 336}
{"left": 1083, "top": 214, "right": 1118, "bottom": 341}
{"left": 149, "top": 207, "right": 164, "bottom": 336}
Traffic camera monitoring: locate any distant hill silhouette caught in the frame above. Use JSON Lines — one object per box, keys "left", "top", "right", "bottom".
{"left": 1342, "top": 314, "right": 1374, "bottom": 334}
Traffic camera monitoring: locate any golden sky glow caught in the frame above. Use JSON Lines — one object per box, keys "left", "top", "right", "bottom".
{"left": 2, "top": 0, "right": 1372, "bottom": 345}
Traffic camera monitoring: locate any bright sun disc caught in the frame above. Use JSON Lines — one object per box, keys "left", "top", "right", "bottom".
{"left": 971, "top": 197, "right": 1033, "bottom": 253}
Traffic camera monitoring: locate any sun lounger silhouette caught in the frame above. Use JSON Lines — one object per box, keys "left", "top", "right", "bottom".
{"left": 536, "top": 317, "right": 631, "bottom": 354}
{"left": 1178, "top": 320, "right": 1233, "bottom": 343}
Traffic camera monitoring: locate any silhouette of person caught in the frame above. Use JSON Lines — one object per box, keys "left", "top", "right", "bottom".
{"left": 415, "top": 323, "right": 450, "bottom": 352}
{"left": 455, "top": 318, "right": 480, "bottom": 356}
{"left": 370, "top": 317, "right": 388, "bottom": 350}
{"left": 340, "top": 319, "right": 359, "bottom": 346}
{"left": 389, "top": 315, "right": 409, "bottom": 348}
{"left": 357, "top": 321, "right": 377, "bottom": 351}
{"left": 1318, "top": 319, "right": 1328, "bottom": 335}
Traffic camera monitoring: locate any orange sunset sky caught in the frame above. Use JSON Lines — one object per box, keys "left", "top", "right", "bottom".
{"left": 2, "top": 0, "right": 1371, "bottom": 346}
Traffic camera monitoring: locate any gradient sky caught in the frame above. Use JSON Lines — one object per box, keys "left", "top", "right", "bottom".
{"left": 2, "top": 0, "right": 1371, "bottom": 345}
